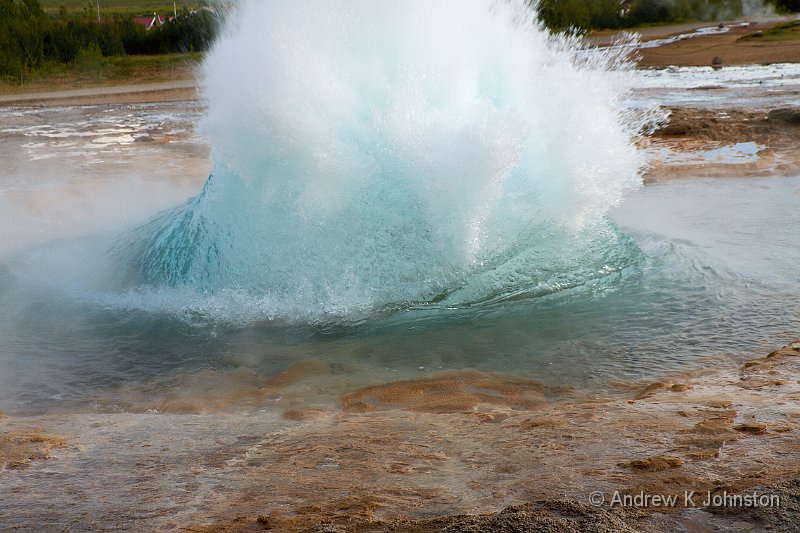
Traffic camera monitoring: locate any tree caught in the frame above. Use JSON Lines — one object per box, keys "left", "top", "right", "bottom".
{"left": 773, "top": 0, "right": 800, "bottom": 12}
{"left": 536, "top": 0, "right": 622, "bottom": 31}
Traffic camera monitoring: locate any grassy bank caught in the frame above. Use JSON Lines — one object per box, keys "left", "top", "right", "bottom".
{"left": 740, "top": 19, "right": 800, "bottom": 41}
{"left": 0, "top": 52, "right": 201, "bottom": 95}
{"left": 39, "top": 0, "right": 198, "bottom": 16}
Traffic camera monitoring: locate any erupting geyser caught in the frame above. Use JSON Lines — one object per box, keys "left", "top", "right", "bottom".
{"left": 126, "top": 0, "right": 652, "bottom": 321}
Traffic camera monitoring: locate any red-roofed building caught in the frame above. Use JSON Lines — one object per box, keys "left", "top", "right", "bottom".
{"left": 133, "top": 13, "right": 167, "bottom": 31}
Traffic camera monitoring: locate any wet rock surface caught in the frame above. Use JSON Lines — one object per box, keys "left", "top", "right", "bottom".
{"left": 644, "top": 106, "right": 800, "bottom": 183}
{"left": 3, "top": 339, "right": 800, "bottom": 531}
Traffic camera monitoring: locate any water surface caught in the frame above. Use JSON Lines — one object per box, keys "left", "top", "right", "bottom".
{"left": 1, "top": 174, "right": 797, "bottom": 415}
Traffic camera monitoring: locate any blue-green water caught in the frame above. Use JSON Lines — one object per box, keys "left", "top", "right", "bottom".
{"left": 120, "top": 0, "right": 650, "bottom": 318}
{"left": 1, "top": 2, "right": 798, "bottom": 415}
{"left": 1, "top": 176, "right": 798, "bottom": 415}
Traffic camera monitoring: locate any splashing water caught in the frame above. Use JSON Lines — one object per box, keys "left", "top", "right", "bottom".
{"left": 124, "top": 0, "right": 651, "bottom": 322}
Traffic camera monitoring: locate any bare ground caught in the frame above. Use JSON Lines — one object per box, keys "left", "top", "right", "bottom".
{"left": 0, "top": 80, "right": 199, "bottom": 107}
{"left": 592, "top": 18, "right": 800, "bottom": 68}
{"left": 644, "top": 106, "right": 800, "bottom": 182}
{"left": 635, "top": 21, "right": 800, "bottom": 68}
{"left": 3, "top": 339, "right": 800, "bottom": 532}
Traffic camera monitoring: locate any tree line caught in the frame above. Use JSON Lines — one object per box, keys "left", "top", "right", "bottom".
{"left": 0, "top": 0, "right": 219, "bottom": 78}
{"left": 537, "top": 0, "right": 800, "bottom": 32}
{"left": 2, "top": 0, "right": 799, "bottom": 80}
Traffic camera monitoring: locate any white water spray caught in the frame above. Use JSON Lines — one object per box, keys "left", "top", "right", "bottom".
{"left": 126, "top": 0, "right": 651, "bottom": 321}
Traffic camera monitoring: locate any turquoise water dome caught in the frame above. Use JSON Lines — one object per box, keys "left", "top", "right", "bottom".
{"left": 126, "top": 0, "right": 652, "bottom": 322}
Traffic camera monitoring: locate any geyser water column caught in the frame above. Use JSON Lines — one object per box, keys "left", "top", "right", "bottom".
{"left": 127, "top": 0, "right": 649, "bottom": 321}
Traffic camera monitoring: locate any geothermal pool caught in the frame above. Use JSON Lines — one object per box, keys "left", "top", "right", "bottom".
{"left": 1, "top": 142, "right": 798, "bottom": 414}
{"left": 1, "top": 0, "right": 799, "bottom": 418}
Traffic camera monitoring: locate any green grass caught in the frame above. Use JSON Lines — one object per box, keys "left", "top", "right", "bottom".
{"left": 0, "top": 52, "right": 202, "bottom": 95}
{"left": 99, "top": 51, "right": 202, "bottom": 80}
{"left": 39, "top": 0, "right": 206, "bottom": 16}
{"left": 739, "top": 20, "right": 800, "bottom": 42}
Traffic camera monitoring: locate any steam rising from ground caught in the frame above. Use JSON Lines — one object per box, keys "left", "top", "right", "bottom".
{"left": 125, "top": 0, "right": 654, "bottom": 322}
{"left": 722, "top": 0, "right": 775, "bottom": 18}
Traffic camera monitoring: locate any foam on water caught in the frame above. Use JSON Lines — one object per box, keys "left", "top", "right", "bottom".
{"left": 120, "top": 0, "right": 652, "bottom": 322}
